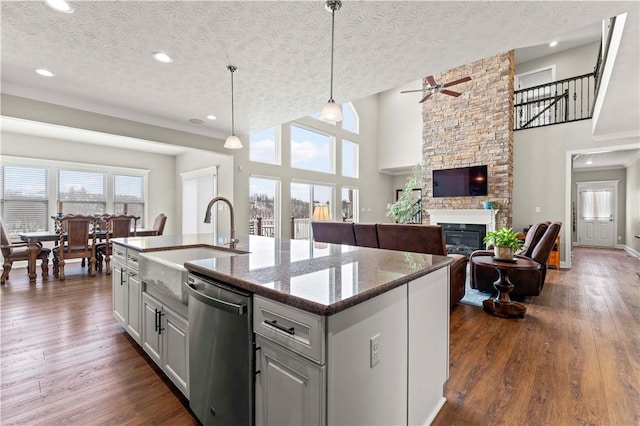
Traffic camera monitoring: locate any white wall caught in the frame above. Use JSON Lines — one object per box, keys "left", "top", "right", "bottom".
{"left": 516, "top": 42, "right": 599, "bottom": 81}
{"left": 626, "top": 157, "right": 640, "bottom": 254}
{"left": 0, "top": 131, "right": 176, "bottom": 234}
{"left": 377, "top": 79, "right": 423, "bottom": 173}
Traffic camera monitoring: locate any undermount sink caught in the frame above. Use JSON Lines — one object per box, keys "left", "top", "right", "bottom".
{"left": 139, "top": 245, "right": 245, "bottom": 302}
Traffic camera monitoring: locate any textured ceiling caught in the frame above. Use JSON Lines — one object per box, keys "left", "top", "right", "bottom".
{"left": 1, "top": 1, "right": 637, "bottom": 141}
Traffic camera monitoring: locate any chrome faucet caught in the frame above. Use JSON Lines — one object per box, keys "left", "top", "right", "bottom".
{"left": 204, "top": 196, "right": 239, "bottom": 249}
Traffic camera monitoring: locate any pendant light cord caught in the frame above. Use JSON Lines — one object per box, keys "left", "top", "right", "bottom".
{"left": 228, "top": 65, "right": 237, "bottom": 136}
{"left": 329, "top": 6, "right": 335, "bottom": 101}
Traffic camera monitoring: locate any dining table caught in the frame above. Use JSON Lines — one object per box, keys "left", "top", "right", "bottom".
{"left": 18, "top": 228, "right": 158, "bottom": 283}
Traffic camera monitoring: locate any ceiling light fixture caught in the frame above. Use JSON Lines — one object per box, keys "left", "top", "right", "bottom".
{"left": 224, "top": 65, "right": 243, "bottom": 149}
{"left": 207, "top": 115, "right": 217, "bottom": 120}
{"left": 152, "top": 52, "right": 173, "bottom": 63}
{"left": 586, "top": 158, "right": 593, "bottom": 165}
{"left": 549, "top": 40, "right": 558, "bottom": 47}
{"left": 319, "top": 0, "right": 343, "bottom": 123}
{"left": 44, "top": 0, "right": 74, "bottom": 13}
{"left": 35, "top": 68, "right": 55, "bottom": 77}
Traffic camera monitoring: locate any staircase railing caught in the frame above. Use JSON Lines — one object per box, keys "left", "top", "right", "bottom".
{"left": 514, "top": 73, "right": 595, "bottom": 130}
{"left": 593, "top": 16, "right": 617, "bottom": 110}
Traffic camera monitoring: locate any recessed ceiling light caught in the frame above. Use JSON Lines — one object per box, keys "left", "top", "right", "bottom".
{"left": 44, "top": 0, "right": 74, "bottom": 13}
{"left": 152, "top": 52, "right": 173, "bottom": 63}
{"left": 206, "top": 115, "right": 217, "bottom": 120}
{"left": 586, "top": 158, "right": 593, "bottom": 165}
{"left": 189, "top": 119, "right": 204, "bottom": 125}
{"left": 35, "top": 68, "right": 55, "bottom": 77}
{"left": 549, "top": 40, "right": 558, "bottom": 48}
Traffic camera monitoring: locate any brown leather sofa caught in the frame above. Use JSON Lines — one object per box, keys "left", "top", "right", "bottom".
{"left": 470, "top": 221, "right": 562, "bottom": 297}
{"left": 312, "top": 221, "right": 466, "bottom": 308}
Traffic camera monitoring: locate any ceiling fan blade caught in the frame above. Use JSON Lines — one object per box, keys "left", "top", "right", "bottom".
{"left": 443, "top": 76, "right": 471, "bottom": 87}
{"left": 400, "top": 89, "right": 424, "bottom": 93}
{"left": 441, "top": 90, "right": 462, "bottom": 97}
{"left": 426, "top": 75, "right": 437, "bottom": 87}
{"left": 419, "top": 93, "right": 433, "bottom": 103}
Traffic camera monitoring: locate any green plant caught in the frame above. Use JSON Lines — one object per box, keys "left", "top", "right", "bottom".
{"left": 483, "top": 226, "right": 523, "bottom": 250}
{"left": 386, "top": 164, "right": 423, "bottom": 224}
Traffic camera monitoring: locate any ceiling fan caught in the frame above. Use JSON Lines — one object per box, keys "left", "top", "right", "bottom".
{"left": 401, "top": 75, "right": 472, "bottom": 103}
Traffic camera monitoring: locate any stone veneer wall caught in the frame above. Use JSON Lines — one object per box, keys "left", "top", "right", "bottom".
{"left": 422, "top": 50, "right": 514, "bottom": 228}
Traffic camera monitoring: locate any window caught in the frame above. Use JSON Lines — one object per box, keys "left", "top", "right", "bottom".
{"left": 291, "top": 182, "right": 333, "bottom": 240}
{"left": 342, "top": 140, "right": 359, "bottom": 178}
{"left": 58, "top": 170, "right": 106, "bottom": 215}
{"left": 250, "top": 127, "right": 279, "bottom": 165}
{"left": 341, "top": 102, "right": 359, "bottom": 134}
{"left": 1, "top": 165, "right": 48, "bottom": 234}
{"left": 341, "top": 187, "right": 358, "bottom": 222}
{"left": 114, "top": 175, "right": 145, "bottom": 224}
{"left": 250, "top": 177, "right": 279, "bottom": 237}
{"left": 290, "top": 125, "right": 333, "bottom": 173}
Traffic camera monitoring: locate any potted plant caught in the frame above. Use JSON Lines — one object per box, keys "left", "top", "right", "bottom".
{"left": 386, "top": 164, "right": 423, "bottom": 224}
{"left": 483, "top": 226, "right": 523, "bottom": 260}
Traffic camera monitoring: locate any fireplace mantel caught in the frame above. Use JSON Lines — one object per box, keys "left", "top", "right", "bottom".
{"left": 427, "top": 209, "right": 498, "bottom": 232}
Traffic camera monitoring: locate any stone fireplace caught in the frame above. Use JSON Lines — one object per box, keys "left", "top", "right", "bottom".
{"left": 428, "top": 209, "right": 498, "bottom": 257}
{"left": 420, "top": 51, "right": 515, "bottom": 229}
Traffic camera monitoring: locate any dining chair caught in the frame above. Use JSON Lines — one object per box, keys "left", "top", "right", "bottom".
{"left": 52, "top": 215, "right": 97, "bottom": 280}
{"left": 152, "top": 213, "right": 167, "bottom": 236}
{"left": 1, "top": 219, "right": 51, "bottom": 284}
{"left": 96, "top": 214, "right": 138, "bottom": 273}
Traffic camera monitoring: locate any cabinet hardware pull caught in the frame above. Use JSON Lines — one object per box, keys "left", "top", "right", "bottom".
{"left": 264, "top": 319, "right": 295, "bottom": 335}
{"left": 154, "top": 308, "right": 159, "bottom": 332}
{"left": 120, "top": 268, "right": 125, "bottom": 285}
{"left": 158, "top": 311, "right": 165, "bottom": 335}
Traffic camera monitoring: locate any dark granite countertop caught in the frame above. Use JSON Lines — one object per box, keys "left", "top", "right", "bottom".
{"left": 113, "top": 234, "right": 452, "bottom": 316}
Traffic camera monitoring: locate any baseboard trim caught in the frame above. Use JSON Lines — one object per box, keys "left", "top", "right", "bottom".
{"left": 624, "top": 245, "right": 640, "bottom": 259}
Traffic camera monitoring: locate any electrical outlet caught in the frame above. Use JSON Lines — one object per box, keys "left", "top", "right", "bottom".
{"left": 535, "top": 206, "right": 541, "bottom": 213}
{"left": 370, "top": 334, "right": 380, "bottom": 367}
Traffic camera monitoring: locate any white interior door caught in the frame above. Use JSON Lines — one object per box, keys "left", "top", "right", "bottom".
{"left": 577, "top": 181, "right": 617, "bottom": 247}
{"left": 181, "top": 167, "right": 216, "bottom": 235}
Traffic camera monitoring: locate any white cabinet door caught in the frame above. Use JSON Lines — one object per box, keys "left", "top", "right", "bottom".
{"left": 126, "top": 272, "right": 142, "bottom": 344}
{"left": 255, "top": 336, "right": 325, "bottom": 426}
{"left": 162, "top": 307, "right": 189, "bottom": 398}
{"left": 142, "top": 294, "right": 162, "bottom": 366}
{"left": 112, "top": 262, "right": 127, "bottom": 326}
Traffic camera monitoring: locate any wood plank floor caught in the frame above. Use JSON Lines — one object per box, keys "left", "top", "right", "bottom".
{"left": 1, "top": 248, "right": 638, "bottom": 425}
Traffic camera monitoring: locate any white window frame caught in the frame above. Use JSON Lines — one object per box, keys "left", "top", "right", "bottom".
{"left": 1, "top": 156, "right": 149, "bottom": 229}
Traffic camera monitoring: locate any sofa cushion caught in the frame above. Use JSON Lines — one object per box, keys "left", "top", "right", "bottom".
{"left": 354, "top": 223, "right": 379, "bottom": 248}
{"left": 376, "top": 224, "right": 447, "bottom": 256}
{"left": 311, "top": 221, "right": 356, "bottom": 245}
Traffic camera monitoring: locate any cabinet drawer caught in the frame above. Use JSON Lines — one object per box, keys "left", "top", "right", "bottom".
{"left": 112, "top": 244, "right": 127, "bottom": 265}
{"left": 254, "top": 295, "right": 325, "bottom": 364}
{"left": 127, "top": 250, "right": 140, "bottom": 272}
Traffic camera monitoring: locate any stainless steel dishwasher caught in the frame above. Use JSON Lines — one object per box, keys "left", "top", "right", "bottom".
{"left": 185, "top": 273, "right": 254, "bottom": 426}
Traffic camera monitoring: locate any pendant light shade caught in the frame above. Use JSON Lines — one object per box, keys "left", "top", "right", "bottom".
{"left": 319, "top": 0, "right": 343, "bottom": 123}
{"left": 224, "top": 65, "right": 243, "bottom": 149}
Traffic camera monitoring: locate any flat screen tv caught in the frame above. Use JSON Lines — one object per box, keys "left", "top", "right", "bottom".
{"left": 432, "top": 165, "right": 488, "bottom": 197}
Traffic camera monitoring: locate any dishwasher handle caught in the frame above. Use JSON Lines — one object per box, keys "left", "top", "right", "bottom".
{"left": 186, "top": 282, "right": 247, "bottom": 315}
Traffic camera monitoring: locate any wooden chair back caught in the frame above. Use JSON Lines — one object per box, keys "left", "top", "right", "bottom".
{"left": 0, "top": 219, "right": 12, "bottom": 258}
{"left": 57, "top": 215, "right": 96, "bottom": 256}
{"left": 152, "top": 213, "right": 167, "bottom": 236}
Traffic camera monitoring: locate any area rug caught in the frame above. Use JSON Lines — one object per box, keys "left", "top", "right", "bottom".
{"left": 459, "top": 280, "right": 490, "bottom": 307}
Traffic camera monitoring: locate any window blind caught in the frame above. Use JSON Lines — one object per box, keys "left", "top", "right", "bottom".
{"left": 58, "top": 170, "right": 106, "bottom": 215}
{"left": 1, "top": 165, "right": 49, "bottom": 234}
{"left": 114, "top": 175, "right": 144, "bottom": 223}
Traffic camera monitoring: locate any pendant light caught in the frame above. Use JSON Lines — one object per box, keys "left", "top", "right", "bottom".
{"left": 224, "top": 65, "right": 243, "bottom": 149}
{"left": 319, "top": 0, "right": 343, "bottom": 123}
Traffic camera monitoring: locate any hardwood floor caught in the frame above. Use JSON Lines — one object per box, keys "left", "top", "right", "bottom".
{"left": 1, "top": 248, "right": 638, "bottom": 425}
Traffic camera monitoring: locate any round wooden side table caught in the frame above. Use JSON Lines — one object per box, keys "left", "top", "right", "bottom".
{"left": 471, "top": 255, "right": 541, "bottom": 318}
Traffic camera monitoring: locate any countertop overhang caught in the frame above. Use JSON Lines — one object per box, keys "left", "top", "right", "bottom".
{"left": 113, "top": 234, "right": 453, "bottom": 316}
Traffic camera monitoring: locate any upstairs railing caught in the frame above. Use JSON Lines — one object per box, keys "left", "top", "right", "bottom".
{"left": 514, "top": 73, "right": 595, "bottom": 130}
{"left": 514, "top": 15, "right": 616, "bottom": 132}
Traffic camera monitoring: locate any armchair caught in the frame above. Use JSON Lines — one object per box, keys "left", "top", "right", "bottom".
{"left": 152, "top": 213, "right": 167, "bottom": 236}
{"left": 1, "top": 219, "right": 50, "bottom": 284}
{"left": 470, "top": 222, "right": 562, "bottom": 297}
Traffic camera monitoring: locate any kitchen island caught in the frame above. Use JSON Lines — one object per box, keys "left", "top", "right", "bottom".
{"left": 112, "top": 234, "right": 452, "bottom": 425}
